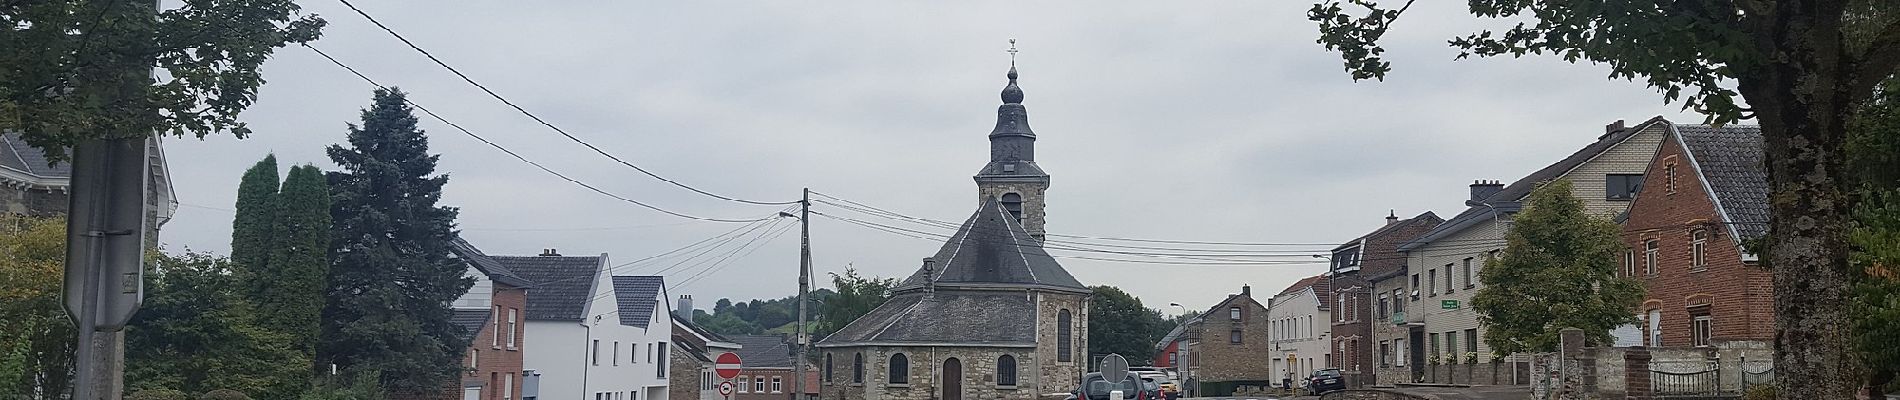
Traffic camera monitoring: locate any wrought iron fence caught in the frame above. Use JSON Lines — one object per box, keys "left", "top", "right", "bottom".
{"left": 1651, "top": 360, "right": 1723, "bottom": 397}
{"left": 1740, "top": 361, "right": 1774, "bottom": 390}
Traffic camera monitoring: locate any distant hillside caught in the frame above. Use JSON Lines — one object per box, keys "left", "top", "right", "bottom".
{"left": 691, "top": 289, "right": 834, "bottom": 336}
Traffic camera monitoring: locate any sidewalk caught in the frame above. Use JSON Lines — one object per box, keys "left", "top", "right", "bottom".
{"left": 1376, "top": 385, "right": 1533, "bottom": 400}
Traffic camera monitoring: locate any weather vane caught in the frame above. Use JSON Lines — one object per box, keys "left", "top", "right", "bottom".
{"left": 1007, "top": 38, "right": 1019, "bottom": 66}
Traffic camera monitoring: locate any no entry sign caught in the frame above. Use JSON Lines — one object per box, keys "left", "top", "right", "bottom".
{"left": 716, "top": 352, "right": 743, "bottom": 379}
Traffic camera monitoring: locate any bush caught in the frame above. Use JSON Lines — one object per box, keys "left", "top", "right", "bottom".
{"left": 1742, "top": 385, "right": 1777, "bottom": 400}
{"left": 201, "top": 389, "right": 250, "bottom": 400}
{"left": 128, "top": 389, "right": 190, "bottom": 400}
{"left": 300, "top": 372, "right": 388, "bottom": 400}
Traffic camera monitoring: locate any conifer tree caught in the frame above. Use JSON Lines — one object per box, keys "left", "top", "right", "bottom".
{"left": 231, "top": 155, "right": 279, "bottom": 284}
{"left": 256, "top": 165, "right": 332, "bottom": 358}
{"left": 318, "top": 88, "right": 471, "bottom": 394}
{"left": 1471, "top": 179, "right": 1644, "bottom": 354}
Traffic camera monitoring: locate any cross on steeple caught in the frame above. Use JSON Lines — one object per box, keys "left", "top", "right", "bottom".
{"left": 1007, "top": 38, "right": 1018, "bottom": 66}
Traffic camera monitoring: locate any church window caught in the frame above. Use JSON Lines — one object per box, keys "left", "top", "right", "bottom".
{"left": 997, "top": 355, "right": 1018, "bottom": 387}
{"left": 889, "top": 353, "right": 910, "bottom": 385}
{"left": 852, "top": 353, "right": 864, "bottom": 383}
{"left": 1057, "top": 309, "right": 1074, "bottom": 362}
{"left": 824, "top": 354, "right": 833, "bottom": 382}
{"left": 1002, "top": 193, "right": 1024, "bottom": 221}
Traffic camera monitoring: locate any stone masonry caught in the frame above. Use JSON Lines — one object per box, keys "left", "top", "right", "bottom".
{"left": 1193, "top": 286, "right": 1272, "bottom": 384}
{"left": 976, "top": 182, "right": 1049, "bottom": 240}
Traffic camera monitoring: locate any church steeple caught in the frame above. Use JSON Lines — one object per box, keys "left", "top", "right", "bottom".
{"left": 975, "top": 39, "right": 1051, "bottom": 242}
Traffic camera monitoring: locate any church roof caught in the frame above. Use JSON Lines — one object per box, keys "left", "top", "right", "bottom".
{"left": 816, "top": 291, "right": 1040, "bottom": 348}
{"left": 0, "top": 132, "right": 72, "bottom": 180}
{"left": 890, "top": 199, "right": 1087, "bottom": 294}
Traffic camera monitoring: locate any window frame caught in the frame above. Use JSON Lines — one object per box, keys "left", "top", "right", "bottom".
{"left": 1462, "top": 258, "right": 1475, "bottom": 289}
{"left": 1056, "top": 309, "right": 1074, "bottom": 362}
{"left": 852, "top": 353, "right": 865, "bottom": 384}
{"left": 888, "top": 353, "right": 911, "bottom": 386}
{"left": 1692, "top": 315, "right": 1713, "bottom": 347}
{"left": 506, "top": 308, "right": 519, "bottom": 350}
{"left": 997, "top": 354, "right": 1019, "bottom": 387}
{"left": 492, "top": 306, "right": 503, "bottom": 349}
{"left": 1410, "top": 274, "right": 1421, "bottom": 301}
{"left": 1606, "top": 173, "right": 1644, "bottom": 200}
{"left": 1465, "top": 328, "right": 1478, "bottom": 361}
{"left": 612, "top": 341, "right": 620, "bottom": 366}
{"left": 591, "top": 339, "right": 600, "bottom": 366}
{"left": 1691, "top": 229, "right": 1709, "bottom": 272}
{"left": 1644, "top": 240, "right": 1660, "bottom": 276}
{"left": 1428, "top": 269, "right": 1438, "bottom": 296}
{"left": 1230, "top": 328, "right": 1243, "bottom": 344}
{"left": 771, "top": 377, "right": 783, "bottom": 393}
{"left": 1230, "top": 306, "right": 1242, "bottom": 321}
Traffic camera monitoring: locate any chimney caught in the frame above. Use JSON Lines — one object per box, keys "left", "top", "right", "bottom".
{"left": 677, "top": 295, "right": 694, "bottom": 317}
{"left": 1241, "top": 284, "right": 1251, "bottom": 296}
{"left": 539, "top": 248, "right": 561, "bottom": 256}
{"left": 1470, "top": 180, "right": 1504, "bottom": 202}
{"left": 1385, "top": 210, "right": 1399, "bottom": 226}
{"left": 922, "top": 257, "right": 937, "bottom": 295}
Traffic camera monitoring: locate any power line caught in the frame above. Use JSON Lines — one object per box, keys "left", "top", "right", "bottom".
{"left": 303, "top": 43, "right": 776, "bottom": 223}
{"left": 813, "top": 198, "right": 1343, "bottom": 254}
{"left": 334, "top": 0, "right": 799, "bottom": 206}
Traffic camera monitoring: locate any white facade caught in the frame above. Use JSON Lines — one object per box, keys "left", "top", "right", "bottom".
{"left": 522, "top": 257, "right": 674, "bottom": 400}
{"left": 1267, "top": 285, "right": 1330, "bottom": 384}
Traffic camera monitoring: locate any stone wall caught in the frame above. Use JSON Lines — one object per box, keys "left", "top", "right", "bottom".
{"left": 1318, "top": 388, "right": 1438, "bottom": 400}
{"left": 976, "top": 182, "right": 1049, "bottom": 239}
{"left": 670, "top": 351, "right": 706, "bottom": 400}
{"left": 1035, "top": 291, "right": 1086, "bottom": 393}
{"left": 1194, "top": 291, "right": 1271, "bottom": 383}
{"left": 0, "top": 185, "right": 68, "bottom": 216}
{"left": 818, "top": 345, "right": 1046, "bottom": 400}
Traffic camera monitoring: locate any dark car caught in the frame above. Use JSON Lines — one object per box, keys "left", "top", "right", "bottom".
{"left": 1071, "top": 372, "right": 1153, "bottom": 400}
{"left": 1306, "top": 368, "right": 1346, "bottom": 395}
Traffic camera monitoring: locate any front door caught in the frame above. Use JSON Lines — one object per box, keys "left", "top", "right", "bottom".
{"left": 943, "top": 358, "right": 964, "bottom": 400}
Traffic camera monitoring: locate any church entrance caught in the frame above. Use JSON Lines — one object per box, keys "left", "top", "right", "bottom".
{"left": 942, "top": 357, "right": 964, "bottom": 400}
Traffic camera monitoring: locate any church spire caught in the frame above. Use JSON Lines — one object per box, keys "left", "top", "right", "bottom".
{"left": 975, "top": 38, "right": 1050, "bottom": 242}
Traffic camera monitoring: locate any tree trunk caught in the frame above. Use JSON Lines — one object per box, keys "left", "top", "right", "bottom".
{"left": 1737, "top": 3, "right": 1864, "bottom": 399}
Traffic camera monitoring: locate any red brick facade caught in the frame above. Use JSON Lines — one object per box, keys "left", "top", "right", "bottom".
{"left": 424, "top": 282, "right": 528, "bottom": 400}
{"left": 1328, "top": 213, "right": 1440, "bottom": 388}
{"left": 1619, "top": 135, "right": 1774, "bottom": 346}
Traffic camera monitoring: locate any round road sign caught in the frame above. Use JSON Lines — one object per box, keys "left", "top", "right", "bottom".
{"left": 718, "top": 381, "right": 734, "bottom": 396}
{"left": 1100, "top": 354, "right": 1130, "bottom": 384}
{"left": 716, "top": 352, "right": 744, "bottom": 379}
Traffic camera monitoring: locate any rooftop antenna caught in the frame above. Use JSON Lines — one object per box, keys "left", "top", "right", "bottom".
{"left": 1007, "top": 38, "right": 1019, "bottom": 67}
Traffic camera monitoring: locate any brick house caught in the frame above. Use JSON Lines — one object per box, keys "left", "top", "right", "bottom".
{"left": 1326, "top": 211, "right": 1441, "bottom": 388}
{"left": 438, "top": 238, "right": 533, "bottom": 400}
{"left": 1617, "top": 124, "right": 1772, "bottom": 348}
{"left": 1181, "top": 285, "right": 1272, "bottom": 396}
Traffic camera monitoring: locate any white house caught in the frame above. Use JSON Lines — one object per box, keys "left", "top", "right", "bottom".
{"left": 499, "top": 251, "right": 674, "bottom": 400}
{"left": 1266, "top": 274, "right": 1331, "bottom": 386}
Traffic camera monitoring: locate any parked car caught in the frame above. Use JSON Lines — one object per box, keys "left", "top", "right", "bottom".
{"left": 1306, "top": 368, "right": 1346, "bottom": 395}
{"left": 1134, "top": 372, "right": 1180, "bottom": 400}
{"left": 1071, "top": 372, "right": 1153, "bottom": 400}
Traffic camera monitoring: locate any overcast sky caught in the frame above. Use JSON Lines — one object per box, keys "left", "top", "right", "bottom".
{"left": 155, "top": 1, "right": 1702, "bottom": 314}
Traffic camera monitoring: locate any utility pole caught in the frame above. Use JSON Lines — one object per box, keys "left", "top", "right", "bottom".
{"left": 793, "top": 188, "right": 812, "bottom": 400}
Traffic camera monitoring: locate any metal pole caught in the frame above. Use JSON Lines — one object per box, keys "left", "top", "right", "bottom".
{"left": 794, "top": 188, "right": 812, "bottom": 400}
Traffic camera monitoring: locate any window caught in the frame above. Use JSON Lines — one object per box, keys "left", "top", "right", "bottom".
{"left": 1465, "top": 329, "right": 1478, "bottom": 360}
{"left": 1379, "top": 341, "right": 1392, "bottom": 367}
{"left": 1394, "top": 339, "right": 1407, "bottom": 367}
{"left": 1230, "top": 329, "right": 1243, "bottom": 344}
{"left": 1665, "top": 159, "right": 1679, "bottom": 194}
{"left": 1377, "top": 293, "right": 1390, "bottom": 318}
{"left": 1644, "top": 240, "right": 1660, "bottom": 275}
{"left": 1607, "top": 174, "right": 1644, "bottom": 200}
{"left": 492, "top": 306, "right": 502, "bottom": 349}
{"left": 1429, "top": 333, "right": 1440, "bottom": 361}
{"left": 612, "top": 341, "right": 620, "bottom": 365}
{"left": 1428, "top": 269, "right": 1438, "bottom": 296}
{"left": 469, "top": 349, "right": 478, "bottom": 370}
{"left": 1691, "top": 307, "right": 1714, "bottom": 347}
{"left": 591, "top": 340, "right": 600, "bottom": 366}
{"left": 656, "top": 343, "right": 668, "bottom": 377}
{"left": 1647, "top": 309, "right": 1664, "bottom": 346}
{"left": 507, "top": 308, "right": 519, "bottom": 349}
{"left": 1445, "top": 331, "right": 1458, "bottom": 359}
{"left": 853, "top": 353, "right": 865, "bottom": 383}
{"left": 647, "top": 343, "right": 654, "bottom": 364}
{"left": 1001, "top": 192, "right": 1024, "bottom": 221}
{"left": 738, "top": 376, "right": 749, "bottom": 393}
{"left": 889, "top": 353, "right": 910, "bottom": 385}
{"left": 504, "top": 373, "right": 514, "bottom": 400}
{"left": 1462, "top": 258, "right": 1475, "bottom": 288}
{"left": 1392, "top": 289, "right": 1405, "bottom": 312}
{"left": 754, "top": 377, "right": 765, "bottom": 393}
{"left": 997, "top": 355, "right": 1018, "bottom": 387}
{"left": 1624, "top": 249, "right": 1636, "bottom": 277}
{"left": 1444, "top": 263, "right": 1455, "bottom": 293}
{"left": 771, "top": 377, "right": 783, "bottom": 393}
{"left": 1057, "top": 309, "right": 1074, "bottom": 362}
{"left": 1410, "top": 274, "right": 1421, "bottom": 300}
{"left": 825, "top": 354, "right": 834, "bottom": 382}
{"left": 1230, "top": 306, "right": 1242, "bottom": 321}
{"left": 1691, "top": 229, "right": 1709, "bottom": 271}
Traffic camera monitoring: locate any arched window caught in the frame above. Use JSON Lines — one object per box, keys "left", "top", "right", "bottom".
{"left": 1057, "top": 309, "right": 1074, "bottom": 362}
{"left": 997, "top": 354, "right": 1018, "bottom": 387}
{"left": 853, "top": 353, "right": 864, "bottom": 383}
{"left": 1001, "top": 193, "right": 1024, "bottom": 221}
{"left": 824, "top": 353, "right": 834, "bottom": 382}
{"left": 889, "top": 353, "right": 910, "bottom": 385}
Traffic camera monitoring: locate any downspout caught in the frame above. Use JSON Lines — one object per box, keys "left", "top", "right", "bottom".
{"left": 583, "top": 318, "right": 593, "bottom": 399}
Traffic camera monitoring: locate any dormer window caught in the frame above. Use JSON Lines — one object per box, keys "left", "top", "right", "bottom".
{"left": 1001, "top": 193, "right": 1024, "bottom": 221}
{"left": 1003, "top": 164, "right": 1016, "bottom": 173}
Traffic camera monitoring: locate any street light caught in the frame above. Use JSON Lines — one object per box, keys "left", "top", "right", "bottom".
{"left": 1168, "top": 303, "right": 1191, "bottom": 396}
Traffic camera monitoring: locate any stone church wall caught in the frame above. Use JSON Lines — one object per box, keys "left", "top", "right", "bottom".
{"left": 1, "top": 185, "right": 68, "bottom": 216}
{"left": 1034, "top": 291, "right": 1087, "bottom": 394}
{"left": 819, "top": 346, "right": 1047, "bottom": 400}
{"left": 976, "top": 182, "right": 1049, "bottom": 237}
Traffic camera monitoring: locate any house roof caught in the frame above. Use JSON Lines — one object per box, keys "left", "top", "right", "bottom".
{"left": 1401, "top": 117, "right": 1669, "bottom": 251}
{"left": 891, "top": 200, "right": 1087, "bottom": 294}
{"left": 611, "top": 276, "right": 666, "bottom": 328}
{"left": 1276, "top": 274, "right": 1332, "bottom": 310}
{"left": 1331, "top": 212, "right": 1442, "bottom": 252}
{"left": 0, "top": 132, "right": 72, "bottom": 180}
{"left": 673, "top": 311, "right": 736, "bottom": 346}
{"left": 450, "top": 308, "right": 493, "bottom": 341}
{"left": 498, "top": 255, "right": 603, "bottom": 321}
{"left": 449, "top": 238, "right": 535, "bottom": 288}
{"left": 1675, "top": 124, "right": 1769, "bottom": 242}
{"left": 730, "top": 335, "right": 795, "bottom": 369}
{"left": 817, "top": 291, "right": 1040, "bottom": 347}
{"left": 1154, "top": 319, "right": 1199, "bottom": 350}
{"left": 673, "top": 338, "right": 716, "bottom": 363}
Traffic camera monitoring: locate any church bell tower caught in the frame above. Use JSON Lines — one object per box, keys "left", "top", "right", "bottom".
{"left": 974, "top": 57, "right": 1051, "bottom": 242}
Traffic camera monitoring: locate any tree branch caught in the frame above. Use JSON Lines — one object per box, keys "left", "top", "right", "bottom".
{"left": 1853, "top": 18, "right": 1900, "bottom": 96}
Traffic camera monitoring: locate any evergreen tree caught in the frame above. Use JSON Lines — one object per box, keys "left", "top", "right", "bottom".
{"left": 126, "top": 253, "right": 307, "bottom": 399}
{"left": 231, "top": 155, "right": 279, "bottom": 285}
{"left": 1471, "top": 179, "right": 1644, "bottom": 354}
{"left": 256, "top": 165, "right": 332, "bottom": 359}
{"left": 319, "top": 88, "right": 471, "bottom": 394}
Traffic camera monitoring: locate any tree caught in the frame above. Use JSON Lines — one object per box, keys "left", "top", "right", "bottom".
{"left": 319, "top": 88, "right": 471, "bottom": 394}
{"left": 1848, "top": 78, "right": 1900, "bottom": 391}
{"left": 1471, "top": 180, "right": 1644, "bottom": 354}
{"left": 1088, "top": 286, "right": 1163, "bottom": 364}
{"left": 0, "top": 0, "right": 324, "bottom": 160}
{"left": 816, "top": 268, "right": 897, "bottom": 337}
{"left": 1307, "top": 2, "right": 1900, "bottom": 397}
{"left": 257, "top": 164, "right": 332, "bottom": 359}
{"left": 0, "top": 215, "right": 74, "bottom": 397}
{"left": 125, "top": 252, "right": 307, "bottom": 399}
{"left": 231, "top": 155, "right": 279, "bottom": 288}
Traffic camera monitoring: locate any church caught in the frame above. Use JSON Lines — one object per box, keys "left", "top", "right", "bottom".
{"left": 815, "top": 65, "right": 1091, "bottom": 400}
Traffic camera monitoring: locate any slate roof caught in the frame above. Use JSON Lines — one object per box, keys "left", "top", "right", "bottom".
{"left": 817, "top": 291, "right": 1040, "bottom": 347}
{"left": 0, "top": 132, "right": 72, "bottom": 179}
{"left": 497, "top": 255, "right": 603, "bottom": 321}
{"left": 1276, "top": 274, "right": 1332, "bottom": 311}
{"left": 449, "top": 238, "right": 535, "bottom": 288}
{"left": 674, "top": 338, "right": 715, "bottom": 363}
{"left": 451, "top": 308, "right": 493, "bottom": 341}
{"left": 731, "top": 335, "right": 796, "bottom": 369}
{"left": 673, "top": 311, "right": 734, "bottom": 345}
{"left": 611, "top": 276, "right": 665, "bottom": 328}
{"left": 1676, "top": 124, "right": 1769, "bottom": 241}
{"left": 1401, "top": 117, "right": 1669, "bottom": 251}
{"left": 891, "top": 200, "right": 1087, "bottom": 294}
